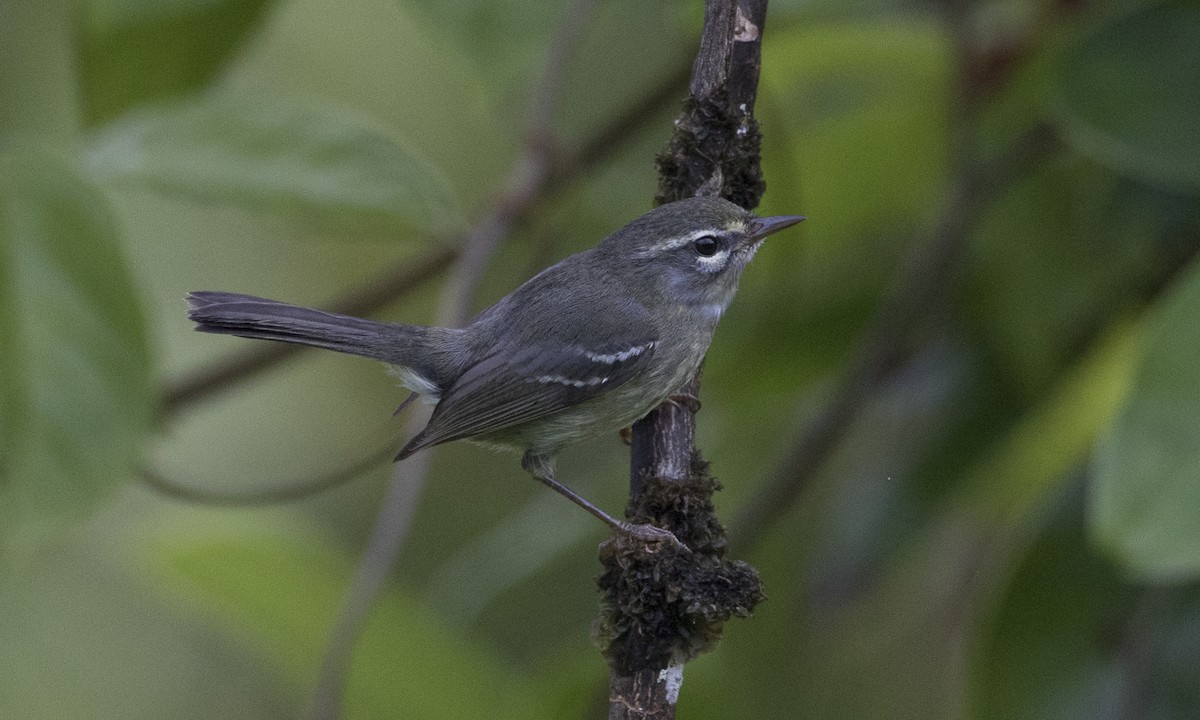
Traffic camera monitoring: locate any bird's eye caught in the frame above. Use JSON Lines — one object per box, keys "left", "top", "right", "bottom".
{"left": 693, "top": 235, "right": 720, "bottom": 256}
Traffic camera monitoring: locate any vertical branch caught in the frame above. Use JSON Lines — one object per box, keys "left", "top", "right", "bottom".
{"left": 599, "top": 1, "right": 771, "bottom": 718}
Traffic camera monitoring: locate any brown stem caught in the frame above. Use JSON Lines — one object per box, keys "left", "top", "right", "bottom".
{"left": 602, "top": 1, "right": 770, "bottom": 717}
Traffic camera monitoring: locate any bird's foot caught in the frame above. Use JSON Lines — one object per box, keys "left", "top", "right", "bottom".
{"left": 617, "top": 522, "right": 690, "bottom": 553}
{"left": 618, "top": 426, "right": 633, "bottom": 446}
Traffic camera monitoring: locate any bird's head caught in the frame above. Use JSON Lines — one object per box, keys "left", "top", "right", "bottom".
{"left": 598, "top": 196, "right": 804, "bottom": 318}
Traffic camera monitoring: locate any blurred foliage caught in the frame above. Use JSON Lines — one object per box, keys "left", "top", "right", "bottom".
{"left": 1, "top": 0, "right": 1199, "bottom": 718}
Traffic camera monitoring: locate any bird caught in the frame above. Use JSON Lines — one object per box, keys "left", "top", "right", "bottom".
{"left": 187, "top": 196, "right": 803, "bottom": 544}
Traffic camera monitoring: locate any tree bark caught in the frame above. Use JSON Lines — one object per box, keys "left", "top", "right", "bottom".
{"left": 597, "top": 1, "right": 772, "bottom": 717}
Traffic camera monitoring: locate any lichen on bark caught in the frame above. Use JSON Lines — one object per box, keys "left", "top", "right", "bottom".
{"left": 594, "top": 454, "right": 765, "bottom": 675}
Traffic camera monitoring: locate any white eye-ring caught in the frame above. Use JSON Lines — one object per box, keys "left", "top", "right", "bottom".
{"left": 695, "top": 247, "right": 730, "bottom": 273}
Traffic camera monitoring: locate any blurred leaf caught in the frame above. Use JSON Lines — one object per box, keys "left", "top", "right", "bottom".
{"left": 0, "top": 147, "right": 152, "bottom": 553}
{"left": 553, "top": 0, "right": 693, "bottom": 142}
{"left": 85, "top": 92, "right": 466, "bottom": 238}
{"left": 973, "top": 322, "right": 1140, "bottom": 520}
{"left": 766, "top": 325, "right": 1139, "bottom": 720}
{"left": 1056, "top": 1, "right": 1200, "bottom": 195}
{"left": 228, "top": 0, "right": 506, "bottom": 206}
{"left": 975, "top": 497, "right": 1133, "bottom": 720}
{"left": 766, "top": 0, "right": 912, "bottom": 21}
{"left": 147, "top": 517, "right": 558, "bottom": 720}
{"left": 0, "top": 4, "right": 80, "bottom": 141}
{"left": 404, "top": 0, "right": 554, "bottom": 103}
{"left": 1094, "top": 262, "right": 1200, "bottom": 579}
{"left": 750, "top": 20, "right": 951, "bottom": 382}
{"left": 78, "top": 0, "right": 276, "bottom": 125}
{"left": 760, "top": 20, "right": 950, "bottom": 247}
{"left": 975, "top": 496, "right": 1200, "bottom": 720}
{"left": 0, "top": 549, "right": 290, "bottom": 719}
{"left": 962, "top": 158, "right": 1171, "bottom": 394}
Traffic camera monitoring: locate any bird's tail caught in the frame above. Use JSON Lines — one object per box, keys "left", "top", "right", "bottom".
{"left": 186, "top": 291, "right": 457, "bottom": 389}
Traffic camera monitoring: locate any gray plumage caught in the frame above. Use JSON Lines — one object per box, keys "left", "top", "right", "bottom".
{"left": 187, "top": 196, "right": 803, "bottom": 539}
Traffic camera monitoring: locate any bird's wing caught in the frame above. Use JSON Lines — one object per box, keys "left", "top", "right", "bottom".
{"left": 397, "top": 330, "right": 657, "bottom": 458}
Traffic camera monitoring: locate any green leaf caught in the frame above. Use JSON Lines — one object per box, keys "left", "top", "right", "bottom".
{"left": 0, "top": 147, "right": 153, "bottom": 552}
{"left": 78, "top": 0, "right": 276, "bottom": 125}
{"left": 85, "top": 92, "right": 466, "bottom": 238}
{"left": 973, "top": 509, "right": 1133, "bottom": 720}
{"left": 0, "top": 549, "right": 290, "bottom": 719}
{"left": 962, "top": 159, "right": 1178, "bottom": 395}
{"left": 227, "top": 0, "right": 506, "bottom": 206}
{"left": 1094, "top": 262, "right": 1200, "bottom": 579}
{"left": 145, "top": 514, "right": 558, "bottom": 720}
{"left": 973, "top": 323, "right": 1140, "bottom": 521}
{"left": 1056, "top": 2, "right": 1200, "bottom": 195}
{"left": 760, "top": 20, "right": 952, "bottom": 246}
{"left": 974, "top": 501, "right": 1200, "bottom": 720}
{"left": 750, "top": 21, "right": 952, "bottom": 379}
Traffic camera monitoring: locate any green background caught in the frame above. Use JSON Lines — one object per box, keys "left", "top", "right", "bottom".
{"left": 2, "top": 0, "right": 1199, "bottom": 717}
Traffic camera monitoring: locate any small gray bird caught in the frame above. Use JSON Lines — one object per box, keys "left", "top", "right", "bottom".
{"left": 187, "top": 196, "right": 803, "bottom": 543}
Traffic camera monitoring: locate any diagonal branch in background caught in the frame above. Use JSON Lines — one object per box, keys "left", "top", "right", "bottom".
{"left": 727, "top": 0, "right": 1060, "bottom": 553}
{"left": 307, "top": 1, "right": 619, "bottom": 718}
{"left": 158, "top": 60, "right": 690, "bottom": 424}
{"left": 146, "top": 52, "right": 694, "bottom": 510}
{"left": 598, "top": 2, "right": 771, "bottom": 718}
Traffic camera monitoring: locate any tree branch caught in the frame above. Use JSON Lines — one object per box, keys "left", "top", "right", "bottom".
{"left": 598, "top": 1, "right": 770, "bottom": 717}
{"left": 308, "top": 2, "right": 604, "bottom": 717}
{"left": 146, "top": 46, "right": 692, "bottom": 509}
{"left": 158, "top": 56, "right": 690, "bottom": 424}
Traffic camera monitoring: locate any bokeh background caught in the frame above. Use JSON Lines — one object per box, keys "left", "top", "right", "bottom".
{"left": 3, "top": 0, "right": 1200, "bottom": 718}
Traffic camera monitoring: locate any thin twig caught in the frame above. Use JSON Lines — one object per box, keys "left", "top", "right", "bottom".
{"left": 140, "top": 439, "right": 398, "bottom": 506}
{"left": 307, "top": 2, "right": 601, "bottom": 717}
{"left": 144, "top": 57, "right": 692, "bottom": 509}
{"left": 159, "top": 62, "right": 690, "bottom": 423}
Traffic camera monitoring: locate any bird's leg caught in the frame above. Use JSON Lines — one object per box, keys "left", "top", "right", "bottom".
{"left": 521, "top": 452, "right": 687, "bottom": 551}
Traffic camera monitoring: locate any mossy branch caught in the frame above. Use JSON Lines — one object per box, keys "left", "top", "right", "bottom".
{"left": 599, "top": 1, "right": 773, "bottom": 717}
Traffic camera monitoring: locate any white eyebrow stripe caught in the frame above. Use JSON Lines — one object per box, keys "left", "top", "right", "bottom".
{"left": 631, "top": 229, "right": 723, "bottom": 258}
{"left": 535, "top": 374, "right": 609, "bottom": 387}
{"left": 662, "top": 228, "right": 720, "bottom": 250}
{"left": 584, "top": 342, "right": 653, "bottom": 364}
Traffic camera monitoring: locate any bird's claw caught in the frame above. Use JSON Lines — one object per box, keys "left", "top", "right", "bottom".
{"left": 617, "top": 522, "right": 690, "bottom": 553}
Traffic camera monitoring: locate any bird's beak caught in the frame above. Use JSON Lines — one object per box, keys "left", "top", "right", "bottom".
{"left": 747, "top": 214, "right": 806, "bottom": 242}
